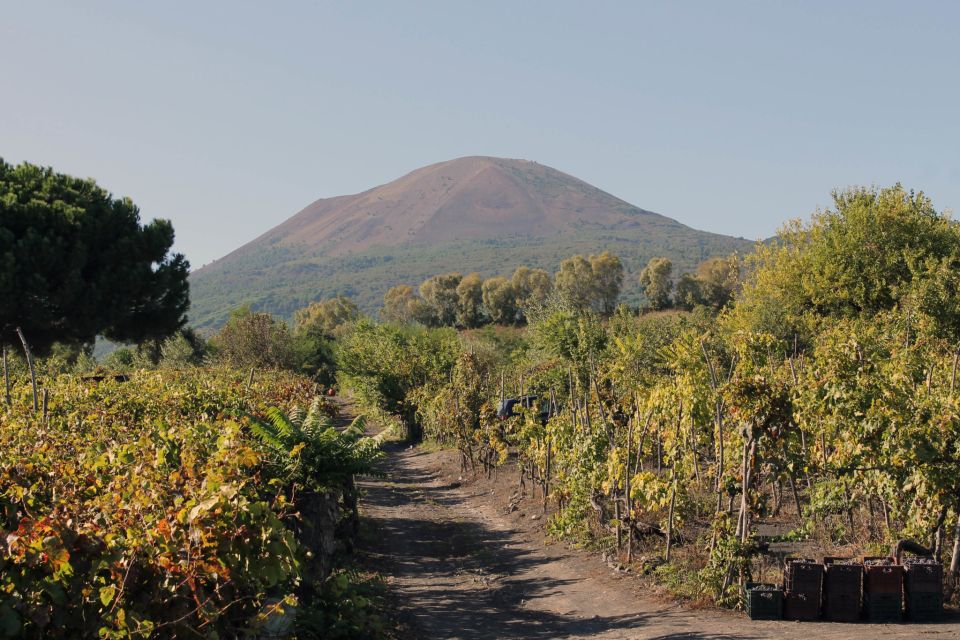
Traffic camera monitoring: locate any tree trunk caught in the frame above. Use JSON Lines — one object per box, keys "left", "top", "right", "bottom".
{"left": 15, "top": 328, "right": 38, "bottom": 412}
{"left": 788, "top": 473, "right": 803, "bottom": 521}
{"left": 931, "top": 505, "right": 949, "bottom": 562}
{"left": 298, "top": 491, "right": 340, "bottom": 584}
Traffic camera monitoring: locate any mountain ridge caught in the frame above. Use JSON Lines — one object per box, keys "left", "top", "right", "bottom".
{"left": 190, "top": 157, "right": 754, "bottom": 329}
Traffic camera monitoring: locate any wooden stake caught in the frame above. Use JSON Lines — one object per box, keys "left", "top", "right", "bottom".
{"left": 544, "top": 436, "right": 551, "bottom": 514}
{"left": 949, "top": 513, "right": 960, "bottom": 586}
{"left": 2, "top": 345, "right": 10, "bottom": 406}
{"left": 625, "top": 407, "right": 633, "bottom": 561}
{"left": 951, "top": 347, "right": 959, "bottom": 397}
{"left": 665, "top": 476, "right": 677, "bottom": 562}
{"left": 15, "top": 327, "right": 38, "bottom": 412}
{"left": 702, "top": 341, "right": 726, "bottom": 499}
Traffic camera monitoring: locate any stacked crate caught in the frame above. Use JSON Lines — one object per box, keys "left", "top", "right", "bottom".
{"left": 863, "top": 556, "right": 903, "bottom": 622}
{"left": 823, "top": 557, "right": 863, "bottom": 622}
{"left": 743, "top": 583, "right": 783, "bottom": 620}
{"left": 783, "top": 558, "right": 822, "bottom": 621}
{"left": 904, "top": 557, "right": 943, "bottom": 621}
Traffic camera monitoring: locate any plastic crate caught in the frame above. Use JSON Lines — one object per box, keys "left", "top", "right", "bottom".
{"left": 824, "top": 557, "right": 863, "bottom": 596}
{"left": 784, "top": 557, "right": 823, "bottom": 594}
{"left": 823, "top": 592, "right": 861, "bottom": 622}
{"left": 783, "top": 590, "right": 820, "bottom": 621}
{"left": 863, "top": 557, "right": 904, "bottom": 595}
{"left": 864, "top": 592, "right": 902, "bottom": 623}
{"left": 906, "top": 591, "right": 943, "bottom": 622}
{"left": 904, "top": 559, "right": 943, "bottom": 594}
{"left": 743, "top": 583, "right": 783, "bottom": 620}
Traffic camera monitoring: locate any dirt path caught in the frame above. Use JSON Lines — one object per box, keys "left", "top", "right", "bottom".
{"left": 357, "top": 442, "right": 959, "bottom": 640}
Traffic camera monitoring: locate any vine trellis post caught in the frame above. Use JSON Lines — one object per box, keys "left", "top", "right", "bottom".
{"left": 2, "top": 345, "right": 10, "bottom": 406}
{"left": 15, "top": 327, "right": 38, "bottom": 412}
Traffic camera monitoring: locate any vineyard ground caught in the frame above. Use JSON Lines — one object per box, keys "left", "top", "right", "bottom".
{"left": 353, "top": 428, "right": 960, "bottom": 639}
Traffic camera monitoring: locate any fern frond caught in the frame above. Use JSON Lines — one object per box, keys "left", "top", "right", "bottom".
{"left": 249, "top": 418, "right": 285, "bottom": 451}
{"left": 288, "top": 405, "right": 305, "bottom": 429}
{"left": 266, "top": 406, "right": 303, "bottom": 445}
{"left": 303, "top": 397, "right": 332, "bottom": 438}
{"left": 343, "top": 414, "right": 367, "bottom": 441}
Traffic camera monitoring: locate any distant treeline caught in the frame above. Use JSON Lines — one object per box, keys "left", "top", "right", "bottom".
{"left": 378, "top": 251, "right": 741, "bottom": 329}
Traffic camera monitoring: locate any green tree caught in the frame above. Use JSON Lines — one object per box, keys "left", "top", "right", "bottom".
{"left": 336, "top": 320, "right": 459, "bottom": 440}
{"left": 456, "top": 273, "right": 485, "bottom": 328}
{"left": 103, "top": 347, "right": 135, "bottom": 370}
{"left": 419, "top": 272, "right": 462, "bottom": 327}
{"left": 294, "top": 295, "right": 361, "bottom": 339}
{"left": 291, "top": 296, "right": 359, "bottom": 383}
{"left": 589, "top": 251, "right": 624, "bottom": 315}
{"left": 213, "top": 307, "right": 294, "bottom": 369}
{"left": 481, "top": 277, "right": 518, "bottom": 325}
{"left": 0, "top": 158, "right": 189, "bottom": 353}
{"left": 639, "top": 257, "right": 673, "bottom": 310}
{"left": 673, "top": 272, "right": 704, "bottom": 310}
{"left": 511, "top": 266, "right": 553, "bottom": 319}
{"left": 555, "top": 253, "right": 624, "bottom": 316}
{"left": 159, "top": 329, "right": 206, "bottom": 368}
{"left": 729, "top": 184, "right": 960, "bottom": 342}
{"left": 382, "top": 285, "right": 432, "bottom": 325}
{"left": 696, "top": 255, "right": 740, "bottom": 309}
{"left": 555, "top": 255, "right": 595, "bottom": 311}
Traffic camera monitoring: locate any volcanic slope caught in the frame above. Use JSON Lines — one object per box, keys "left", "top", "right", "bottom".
{"left": 189, "top": 156, "right": 754, "bottom": 328}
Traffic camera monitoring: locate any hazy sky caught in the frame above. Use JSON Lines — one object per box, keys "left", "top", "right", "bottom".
{"left": 2, "top": 1, "right": 958, "bottom": 268}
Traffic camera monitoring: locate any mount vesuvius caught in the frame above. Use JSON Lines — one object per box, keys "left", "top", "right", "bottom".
{"left": 189, "top": 157, "right": 754, "bottom": 328}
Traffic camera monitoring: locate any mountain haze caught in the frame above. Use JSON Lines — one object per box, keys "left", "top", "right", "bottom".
{"left": 190, "top": 157, "right": 754, "bottom": 328}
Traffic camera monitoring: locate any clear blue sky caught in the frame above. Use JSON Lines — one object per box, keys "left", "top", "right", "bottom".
{"left": 2, "top": 1, "right": 958, "bottom": 268}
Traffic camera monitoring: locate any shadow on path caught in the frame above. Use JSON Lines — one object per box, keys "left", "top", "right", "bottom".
{"left": 358, "top": 446, "right": 659, "bottom": 639}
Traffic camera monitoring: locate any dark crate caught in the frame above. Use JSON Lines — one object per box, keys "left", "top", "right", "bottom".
{"left": 743, "top": 583, "right": 783, "bottom": 620}
{"left": 863, "top": 557, "right": 904, "bottom": 595}
{"left": 823, "top": 592, "right": 861, "bottom": 622}
{"left": 824, "top": 557, "right": 863, "bottom": 596}
{"left": 784, "top": 558, "right": 823, "bottom": 594}
{"left": 904, "top": 561, "right": 943, "bottom": 594}
{"left": 906, "top": 591, "right": 943, "bottom": 622}
{"left": 783, "top": 590, "right": 820, "bottom": 621}
{"left": 864, "top": 592, "right": 902, "bottom": 623}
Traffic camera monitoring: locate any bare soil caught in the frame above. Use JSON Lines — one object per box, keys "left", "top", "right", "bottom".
{"left": 356, "top": 441, "right": 960, "bottom": 639}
